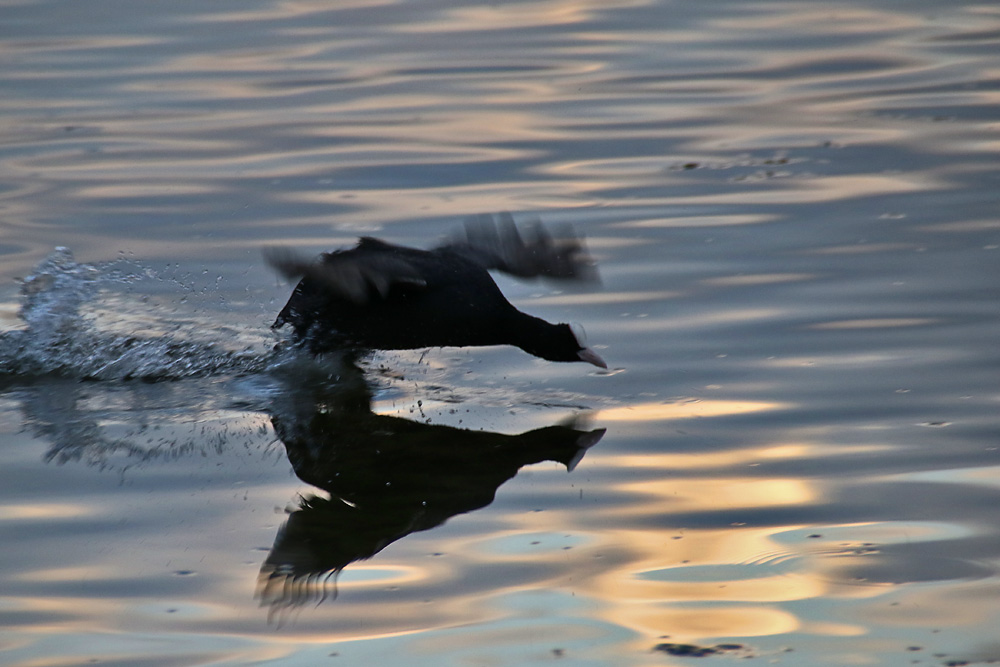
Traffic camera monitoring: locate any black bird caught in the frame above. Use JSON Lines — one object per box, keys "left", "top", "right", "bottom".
{"left": 265, "top": 214, "right": 607, "bottom": 368}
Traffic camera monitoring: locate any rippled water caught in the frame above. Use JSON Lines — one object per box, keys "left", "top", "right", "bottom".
{"left": 2, "top": 0, "right": 999, "bottom": 665}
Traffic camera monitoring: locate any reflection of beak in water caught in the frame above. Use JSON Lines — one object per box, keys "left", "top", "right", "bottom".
{"left": 257, "top": 354, "right": 605, "bottom": 616}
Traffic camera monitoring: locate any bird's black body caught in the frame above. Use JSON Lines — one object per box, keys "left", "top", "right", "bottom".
{"left": 268, "top": 216, "right": 606, "bottom": 367}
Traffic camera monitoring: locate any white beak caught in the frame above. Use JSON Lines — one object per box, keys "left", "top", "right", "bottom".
{"left": 577, "top": 346, "right": 607, "bottom": 369}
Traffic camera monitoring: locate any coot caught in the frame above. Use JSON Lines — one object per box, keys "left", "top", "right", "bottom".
{"left": 266, "top": 214, "right": 607, "bottom": 368}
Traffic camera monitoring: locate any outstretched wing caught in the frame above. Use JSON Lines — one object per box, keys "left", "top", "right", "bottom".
{"left": 440, "top": 212, "right": 599, "bottom": 282}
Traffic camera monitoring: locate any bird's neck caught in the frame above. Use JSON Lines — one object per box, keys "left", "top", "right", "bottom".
{"left": 507, "top": 311, "right": 563, "bottom": 359}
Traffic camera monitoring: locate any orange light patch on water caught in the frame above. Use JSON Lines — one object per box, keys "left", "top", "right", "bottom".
{"left": 18, "top": 566, "right": 111, "bottom": 582}
{"left": 577, "top": 522, "right": 876, "bottom": 647}
{"left": 619, "top": 572, "right": 825, "bottom": 604}
{"left": 596, "top": 399, "right": 787, "bottom": 422}
{"left": 625, "top": 605, "right": 802, "bottom": 640}
{"left": 615, "top": 477, "right": 820, "bottom": 516}
{"left": 408, "top": 3, "right": 599, "bottom": 32}
{"left": 610, "top": 308, "right": 788, "bottom": 333}
{"left": 661, "top": 173, "right": 944, "bottom": 207}
{"left": 703, "top": 273, "right": 816, "bottom": 286}
{"left": 854, "top": 581, "right": 1000, "bottom": 631}
{"left": 617, "top": 214, "right": 777, "bottom": 228}
{"left": 805, "top": 242, "right": 919, "bottom": 255}
{"left": 602, "top": 444, "right": 829, "bottom": 472}
{"left": 808, "top": 318, "right": 939, "bottom": 329}
{"left": 762, "top": 351, "right": 944, "bottom": 367}
{"left": 0, "top": 503, "right": 94, "bottom": 521}
{"left": 333, "top": 564, "right": 426, "bottom": 589}
{"left": 919, "top": 219, "right": 1000, "bottom": 233}
{"left": 75, "top": 183, "right": 223, "bottom": 199}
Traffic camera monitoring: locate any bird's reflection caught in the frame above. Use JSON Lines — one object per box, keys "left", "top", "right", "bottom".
{"left": 257, "top": 353, "right": 605, "bottom": 614}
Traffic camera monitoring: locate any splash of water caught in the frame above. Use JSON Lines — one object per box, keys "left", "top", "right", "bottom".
{"left": 0, "top": 247, "right": 270, "bottom": 380}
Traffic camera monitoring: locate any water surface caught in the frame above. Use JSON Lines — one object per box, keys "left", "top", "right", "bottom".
{"left": 1, "top": 0, "right": 999, "bottom": 665}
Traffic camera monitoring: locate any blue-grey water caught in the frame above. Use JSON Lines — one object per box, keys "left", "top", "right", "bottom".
{"left": 1, "top": 1, "right": 998, "bottom": 665}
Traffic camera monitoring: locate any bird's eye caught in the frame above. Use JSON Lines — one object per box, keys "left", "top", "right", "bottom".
{"left": 569, "top": 322, "right": 587, "bottom": 346}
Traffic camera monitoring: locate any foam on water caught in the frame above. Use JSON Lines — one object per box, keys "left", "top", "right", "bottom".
{"left": 0, "top": 247, "right": 271, "bottom": 381}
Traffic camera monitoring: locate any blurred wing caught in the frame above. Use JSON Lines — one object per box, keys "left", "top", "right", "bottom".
{"left": 264, "top": 241, "right": 426, "bottom": 305}
{"left": 440, "top": 212, "right": 599, "bottom": 282}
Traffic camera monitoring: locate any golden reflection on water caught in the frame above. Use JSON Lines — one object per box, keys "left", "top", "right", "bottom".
{"left": 712, "top": 4, "right": 924, "bottom": 34}
{"left": 596, "top": 399, "right": 786, "bottom": 422}
{"left": 18, "top": 566, "right": 109, "bottom": 582}
{"left": 702, "top": 273, "right": 815, "bottom": 287}
{"left": 406, "top": 1, "right": 623, "bottom": 33}
{"left": 568, "top": 493, "right": 839, "bottom": 647}
{"left": 617, "top": 477, "right": 817, "bottom": 512}
{"left": 701, "top": 173, "right": 944, "bottom": 206}
{"left": 0, "top": 503, "right": 93, "bottom": 520}
{"left": 805, "top": 242, "right": 919, "bottom": 255}
{"left": 573, "top": 392, "right": 887, "bottom": 647}
{"left": 75, "top": 183, "right": 222, "bottom": 199}
{"left": 614, "top": 214, "right": 778, "bottom": 228}
{"left": 624, "top": 605, "right": 803, "bottom": 641}
{"left": 808, "top": 318, "right": 940, "bottom": 330}
{"left": 608, "top": 308, "right": 787, "bottom": 333}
